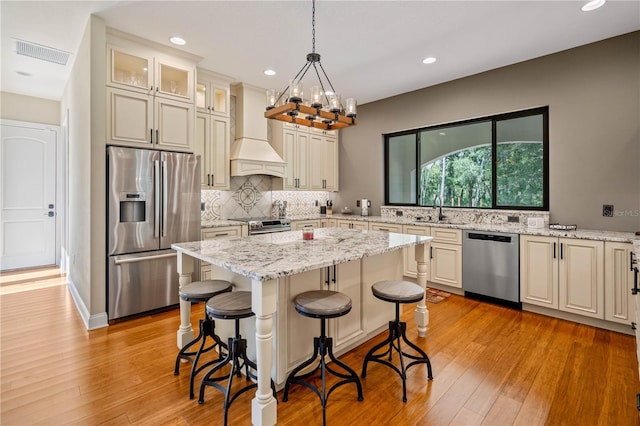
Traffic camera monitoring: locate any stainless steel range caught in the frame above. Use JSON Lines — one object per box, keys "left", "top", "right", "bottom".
{"left": 235, "top": 217, "right": 292, "bottom": 235}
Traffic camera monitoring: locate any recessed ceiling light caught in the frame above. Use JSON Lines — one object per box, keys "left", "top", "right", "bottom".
{"left": 16, "top": 70, "right": 32, "bottom": 77}
{"left": 264, "top": 69, "right": 276, "bottom": 76}
{"left": 422, "top": 57, "right": 437, "bottom": 64}
{"left": 582, "top": 0, "right": 605, "bottom": 11}
{"left": 169, "top": 36, "right": 186, "bottom": 46}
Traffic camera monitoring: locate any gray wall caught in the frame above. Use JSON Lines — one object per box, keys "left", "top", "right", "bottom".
{"left": 336, "top": 31, "right": 640, "bottom": 232}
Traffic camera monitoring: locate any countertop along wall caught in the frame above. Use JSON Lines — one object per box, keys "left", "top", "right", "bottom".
{"left": 336, "top": 31, "right": 640, "bottom": 233}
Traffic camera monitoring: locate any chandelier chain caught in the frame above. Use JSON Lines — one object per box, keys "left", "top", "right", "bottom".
{"left": 311, "top": 0, "right": 316, "bottom": 53}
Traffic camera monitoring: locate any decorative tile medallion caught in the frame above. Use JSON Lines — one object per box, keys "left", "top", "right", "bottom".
{"left": 233, "top": 179, "right": 262, "bottom": 214}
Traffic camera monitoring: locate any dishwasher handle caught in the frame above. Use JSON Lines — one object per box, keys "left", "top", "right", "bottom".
{"left": 466, "top": 232, "right": 513, "bottom": 243}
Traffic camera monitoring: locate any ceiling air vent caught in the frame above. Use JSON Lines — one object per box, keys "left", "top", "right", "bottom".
{"left": 14, "top": 39, "right": 71, "bottom": 66}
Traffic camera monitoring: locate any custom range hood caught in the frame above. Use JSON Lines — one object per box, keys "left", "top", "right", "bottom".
{"left": 231, "top": 83, "right": 286, "bottom": 178}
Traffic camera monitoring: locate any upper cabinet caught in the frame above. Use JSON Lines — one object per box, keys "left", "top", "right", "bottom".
{"left": 196, "top": 69, "right": 231, "bottom": 116}
{"left": 107, "top": 43, "right": 195, "bottom": 102}
{"left": 271, "top": 122, "right": 310, "bottom": 190}
{"left": 271, "top": 122, "right": 339, "bottom": 192}
{"left": 105, "top": 32, "right": 198, "bottom": 152}
{"left": 194, "top": 69, "right": 233, "bottom": 189}
{"left": 309, "top": 129, "right": 339, "bottom": 191}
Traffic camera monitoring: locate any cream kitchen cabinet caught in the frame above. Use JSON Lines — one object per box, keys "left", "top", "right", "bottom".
{"left": 319, "top": 218, "right": 335, "bottom": 228}
{"left": 559, "top": 239, "right": 604, "bottom": 318}
{"left": 279, "top": 251, "right": 398, "bottom": 375}
{"left": 107, "top": 41, "right": 195, "bottom": 102}
{"left": 195, "top": 112, "right": 230, "bottom": 189}
{"left": 335, "top": 219, "right": 369, "bottom": 230}
{"left": 106, "top": 87, "right": 194, "bottom": 152}
{"left": 520, "top": 235, "right": 604, "bottom": 319}
{"left": 369, "top": 222, "right": 403, "bottom": 233}
{"left": 429, "top": 228, "right": 463, "bottom": 289}
{"left": 279, "top": 261, "right": 363, "bottom": 372}
{"left": 309, "top": 130, "right": 339, "bottom": 191}
{"left": 196, "top": 69, "right": 231, "bottom": 117}
{"left": 520, "top": 235, "right": 558, "bottom": 308}
{"left": 402, "top": 225, "right": 431, "bottom": 278}
{"left": 106, "top": 36, "right": 196, "bottom": 152}
{"left": 291, "top": 219, "right": 320, "bottom": 231}
{"left": 271, "top": 123, "right": 310, "bottom": 190}
{"left": 200, "top": 226, "right": 244, "bottom": 279}
{"left": 604, "top": 242, "right": 635, "bottom": 325}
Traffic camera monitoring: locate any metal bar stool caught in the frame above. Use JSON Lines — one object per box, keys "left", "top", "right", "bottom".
{"left": 198, "top": 291, "right": 276, "bottom": 426}
{"left": 283, "top": 290, "right": 364, "bottom": 426}
{"left": 173, "top": 279, "right": 232, "bottom": 399}
{"left": 361, "top": 280, "right": 433, "bottom": 402}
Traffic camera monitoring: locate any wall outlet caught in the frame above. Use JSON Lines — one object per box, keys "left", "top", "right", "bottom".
{"left": 603, "top": 204, "right": 614, "bottom": 217}
{"left": 507, "top": 216, "right": 519, "bottom": 223}
{"left": 396, "top": 210, "right": 403, "bottom": 216}
{"left": 201, "top": 202, "right": 205, "bottom": 211}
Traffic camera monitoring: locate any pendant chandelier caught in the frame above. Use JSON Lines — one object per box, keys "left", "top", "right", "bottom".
{"left": 264, "top": 0, "right": 357, "bottom": 131}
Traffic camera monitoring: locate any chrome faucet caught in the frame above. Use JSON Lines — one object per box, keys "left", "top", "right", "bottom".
{"left": 433, "top": 195, "right": 445, "bottom": 221}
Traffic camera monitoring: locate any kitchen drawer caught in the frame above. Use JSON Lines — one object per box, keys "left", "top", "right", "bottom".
{"left": 291, "top": 219, "right": 321, "bottom": 230}
{"left": 431, "top": 227, "right": 462, "bottom": 244}
{"left": 202, "top": 226, "right": 242, "bottom": 239}
{"left": 369, "top": 222, "right": 403, "bottom": 233}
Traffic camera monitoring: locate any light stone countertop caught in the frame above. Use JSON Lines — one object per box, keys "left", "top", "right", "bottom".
{"left": 200, "top": 214, "right": 638, "bottom": 243}
{"left": 287, "top": 214, "right": 639, "bottom": 244}
{"left": 172, "top": 227, "right": 432, "bottom": 282}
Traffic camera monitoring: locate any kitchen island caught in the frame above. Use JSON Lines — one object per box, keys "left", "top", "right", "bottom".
{"left": 172, "top": 227, "right": 432, "bottom": 426}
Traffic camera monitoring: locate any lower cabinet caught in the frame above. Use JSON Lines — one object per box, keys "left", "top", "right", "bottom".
{"left": 335, "top": 219, "right": 369, "bottom": 230}
{"left": 279, "top": 251, "right": 400, "bottom": 377}
{"left": 290, "top": 219, "right": 320, "bottom": 231}
{"left": 319, "top": 218, "right": 335, "bottom": 228}
{"left": 604, "top": 242, "right": 635, "bottom": 325}
{"left": 429, "top": 228, "right": 462, "bottom": 289}
{"left": 520, "top": 235, "right": 604, "bottom": 319}
{"left": 200, "top": 226, "right": 244, "bottom": 279}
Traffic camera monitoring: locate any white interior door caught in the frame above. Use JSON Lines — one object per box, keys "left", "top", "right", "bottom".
{"left": 1, "top": 124, "right": 57, "bottom": 270}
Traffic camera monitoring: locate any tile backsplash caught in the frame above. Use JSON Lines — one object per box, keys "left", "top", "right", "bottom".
{"left": 201, "top": 176, "right": 332, "bottom": 221}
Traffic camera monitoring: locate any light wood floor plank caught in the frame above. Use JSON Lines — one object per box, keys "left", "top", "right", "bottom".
{"left": 1, "top": 268, "right": 639, "bottom": 425}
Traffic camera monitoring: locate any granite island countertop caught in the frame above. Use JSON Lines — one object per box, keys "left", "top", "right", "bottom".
{"left": 172, "top": 227, "right": 431, "bottom": 281}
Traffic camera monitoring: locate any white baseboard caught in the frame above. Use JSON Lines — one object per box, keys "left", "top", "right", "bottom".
{"left": 66, "top": 277, "right": 109, "bottom": 330}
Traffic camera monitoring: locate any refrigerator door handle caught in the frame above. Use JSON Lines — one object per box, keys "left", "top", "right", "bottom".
{"left": 114, "top": 252, "right": 176, "bottom": 265}
{"left": 162, "top": 160, "right": 168, "bottom": 237}
{"left": 154, "top": 160, "right": 161, "bottom": 238}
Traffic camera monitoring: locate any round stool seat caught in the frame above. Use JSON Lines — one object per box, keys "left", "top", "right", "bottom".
{"left": 372, "top": 280, "right": 424, "bottom": 304}
{"left": 294, "top": 290, "right": 352, "bottom": 319}
{"left": 206, "top": 291, "right": 253, "bottom": 319}
{"left": 179, "top": 280, "right": 233, "bottom": 302}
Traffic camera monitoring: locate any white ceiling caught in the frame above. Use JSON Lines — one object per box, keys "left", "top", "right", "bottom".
{"left": 2, "top": 1, "right": 639, "bottom": 105}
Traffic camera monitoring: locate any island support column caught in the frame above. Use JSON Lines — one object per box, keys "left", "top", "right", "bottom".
{"left": 251, "top": 278, "right": 278, "bottom": 426}
{"left": 176, "top": 251, "right": 195, "bottom": 348}
{"left": 414, "top": 242, "right": 430, "bottom": 337}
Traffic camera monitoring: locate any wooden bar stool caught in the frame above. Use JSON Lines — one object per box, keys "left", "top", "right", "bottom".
{"left": 174, "top": 279, "right": 233, "bottom": 399}
{"left": 198, "top": 291, "right": 276, "bottom": 426}
{"left": 361, "top": 280, "right": 433, "bottom": 402}
{"left": 283, "top": 290, "right": 364, "bottom": 426}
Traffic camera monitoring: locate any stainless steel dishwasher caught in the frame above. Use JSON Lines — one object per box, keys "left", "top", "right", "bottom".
{"left": 462, "top": 230, "right": 520, "bottom": 307}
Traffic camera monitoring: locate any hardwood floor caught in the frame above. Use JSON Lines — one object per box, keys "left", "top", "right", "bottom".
{"left": 1, "top": 268, "right": 639, "bottom": 425}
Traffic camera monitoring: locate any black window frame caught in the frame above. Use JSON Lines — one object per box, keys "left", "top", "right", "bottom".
{"left": 384, "top": 106, "right": 549, "bottom": 211}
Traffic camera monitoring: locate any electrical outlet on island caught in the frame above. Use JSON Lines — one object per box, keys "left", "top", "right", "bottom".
{"left": 603, "top": 204, "right": 614, "bottom": 217}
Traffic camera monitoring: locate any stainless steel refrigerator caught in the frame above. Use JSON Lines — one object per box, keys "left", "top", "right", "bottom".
{"left": 107, "top": 146, "right": 200, "bottom": 320}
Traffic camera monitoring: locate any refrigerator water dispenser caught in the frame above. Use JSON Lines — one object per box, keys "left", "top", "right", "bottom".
{"left": 119, "top": 192, "right": 146, "bottom": 222}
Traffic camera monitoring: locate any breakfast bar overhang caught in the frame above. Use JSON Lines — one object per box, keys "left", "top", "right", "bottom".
{"left": 172, "top": 227, "right": 432, "bottom": 426}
